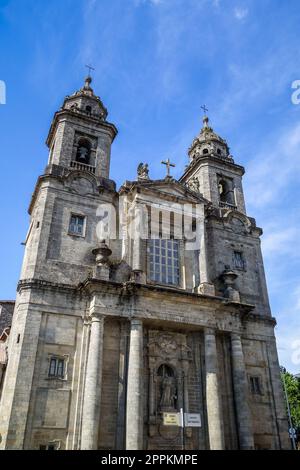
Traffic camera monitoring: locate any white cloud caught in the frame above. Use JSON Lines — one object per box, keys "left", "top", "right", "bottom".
{"left": 276, "top": 314, "right": 300, "bottom": 373}
{"left": 245, "top": 122, "right": 300, "bottom": 209}
{"left": 272, "top": 283, "right": 300, "bottom": 372}
{"left": 241, "top": 121, "right": 300, "bottom": 374}
{"left": 234, "top": 7, "right": 248, "bottom": 20}
{"left": 262, "top": 227, "right": 300, "bottom": 257}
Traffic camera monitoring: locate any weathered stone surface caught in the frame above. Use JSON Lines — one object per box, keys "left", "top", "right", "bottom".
{"left": 0, "top": 301, "right": 14, "bottom": 333}
{"left": 204, "top": 328, "right": 224, "bottom": 450}
{"left": 126, "top": 319, "right": 143, "bottom": 450}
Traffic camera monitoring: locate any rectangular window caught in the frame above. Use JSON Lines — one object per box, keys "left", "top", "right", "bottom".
{"left": 48, "top": 357, "right": 66, "bottom": 379}
{"left": 233, "top": 251, "right": 245, "bottom": 270}
{"left": 69, "top": 214, "right": 85, "bottom": 236}
{"left": 39, "top": 442, "right": 59, "bottom": 450}
{"left": 149, "top": 239, "right": 180, "bottom": 286}
{"left": 250, "top": 376, "right": 262, "bottom": 395}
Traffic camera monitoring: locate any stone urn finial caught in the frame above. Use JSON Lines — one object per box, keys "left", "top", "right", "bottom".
{"left": 220, "top": 265, "right": 240, "bottom": 302}
{"left": 221, "top": 265, "right": 238, "bottom": 287}
{"left": 92, "top": 239, "right": 112, "bottom": 266}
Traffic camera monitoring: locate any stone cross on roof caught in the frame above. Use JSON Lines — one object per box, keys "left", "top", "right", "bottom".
{"left": 161, "top": 158, "right": 176, "bottom": 178}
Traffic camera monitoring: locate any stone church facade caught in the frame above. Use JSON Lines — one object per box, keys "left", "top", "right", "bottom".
{"left": 0, "top": 77, "right": 290, "bottom": 450}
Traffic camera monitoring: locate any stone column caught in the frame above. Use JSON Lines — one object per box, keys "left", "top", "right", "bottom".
{"left": 0, "top": 364, "right": 4, "bottom": 388}
{"left": 204, "top": 328, "right": 225, "bottom": 450}
{"left": 116, "top": 322, "right": 129, "bottom": 450}
{"left": 126, "top": 318, "right": 143, "bottom": 450}
{"left": 131, "top": 204, "right": 147, "bottom": 283}
{"left": 231, "top": 333, "right": 254, "bottom": 450}
{"left": 81, "top": 314, "right": 104, "bottom": 450}
{"left": 198, "top": 219, "right": 215, "bottom": 296}
{"left": 132, "top": 235, "right": 142, "bottom": 272}
{"left": 149, "top": 367, "right": 155, "bottom": 417}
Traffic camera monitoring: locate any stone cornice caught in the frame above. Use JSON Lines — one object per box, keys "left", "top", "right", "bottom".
{"left": 18, "top": 276, "right": 255, "bottom": 316}
{"left": 242, "top": 311, "right": 277, "bottom": 327}
{"left": 179, "top": 155, "right": 245, "bottom": 182}
{"left": 17, "top": 278, "right": 80, "bottom": 295}
{"left": 28, "top": 170, "right": 116, "bottom": 215}
{"left": 46, "top": 109, "right": 118, "bottom": 148}
{"left": 118, "top": 178, "right": 212, "bottom": 206}
{"left": 28, "top": 174, "right": 59, "bottom": 215}
{"left": 80, "top": 277, "right": 255, "bottom": 314}
{"left": 17, "top": 278, "right": 277, "bottom": 329}
{"left": 206, "top": 209, "right": 263, "bottom": 237}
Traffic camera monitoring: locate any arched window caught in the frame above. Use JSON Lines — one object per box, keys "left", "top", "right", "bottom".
{"left": 217, "top": 148, "right": 221, "bottom": 155}
{"left": 218, "top": 178, "right": 234, "bottom": 205}
{"left": 218, "top": 179, "right": 229, "bottom": 202}
{"left": 86, "top": 105, "right": 92, "bottom": 115}
{"left": 157, "top": 364, "right": 174, "bottom": 378}
{"left": 203, "top": 148, "right": 209, "bottom": 155}
{"left": 76, "top": 138, "right": 91, "bottom": 165}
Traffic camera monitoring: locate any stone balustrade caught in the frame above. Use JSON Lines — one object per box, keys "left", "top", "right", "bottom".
{"left": 70, "top": 160, "right": 96, "bottom": 174}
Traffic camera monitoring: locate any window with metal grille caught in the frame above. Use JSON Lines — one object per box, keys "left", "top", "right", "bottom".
{"left": 233, "top": 251, "right": 245, "bottom": 270}
{"left": 39, "top": 442, "right": 59, "bottom": 450}
{"left": 69, "top": 214, "right": 85, "bottom": 236}
{"left": 149, "top": 239, "right": 180, "bottom": 286}
{"left": 48, "top": 357, "right": 65, "bottom": 379}
{"left": 250, "top": 376, "right": 262, "bottom": 395}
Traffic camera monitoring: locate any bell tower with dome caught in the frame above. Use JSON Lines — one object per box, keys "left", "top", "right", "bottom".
{"left": 180, "top": 115, "right": 246, "bottom": 214}
{"left": 47, "top": 76, "right": 117, "bottom": 179}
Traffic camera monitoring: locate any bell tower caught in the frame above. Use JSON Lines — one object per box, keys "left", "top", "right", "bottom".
{"left": 180, "top": 115, "right": 246, "bottom": 214}
{"left": 47, "top": 76, "right": 117, "bottom": 179}
{"left": 180, "top": 113, "right": 271, "bottom": 316}
{"left": 19, "top": 77, "right": 118, "bottom": 285}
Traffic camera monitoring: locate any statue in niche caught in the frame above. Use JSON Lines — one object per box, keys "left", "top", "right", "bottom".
{"left": 137, "top": 162, "right": 149, "bottom": 180}
{"left": 160, "top": 376, "right": 176, "bottom": 409}
{"left": 158, "top": 364, "right": 177, "bottom": 411}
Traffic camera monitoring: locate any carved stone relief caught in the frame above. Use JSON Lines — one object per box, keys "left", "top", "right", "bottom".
{"left": 147, "top": 330, "right": 192, "bottom": 447}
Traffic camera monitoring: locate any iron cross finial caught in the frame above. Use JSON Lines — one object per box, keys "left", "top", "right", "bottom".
{"left": 161, "top": 158, "right": 176, "bottom": 178}
{"left": 85, "top": 64, "right": 95, "bottom": 77}
{"left": 201, "top": 104, "right": 208, "bottom": 115}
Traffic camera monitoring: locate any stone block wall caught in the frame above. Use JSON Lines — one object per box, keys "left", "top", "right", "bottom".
{"left": 0, "top": 302, "right": 15, "bottom": 333}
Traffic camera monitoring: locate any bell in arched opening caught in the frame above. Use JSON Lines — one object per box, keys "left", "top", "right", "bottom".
{"left": 218, "top": 178, "right": 235, "bottom": 205}
{"left": 76, "top": 138, "right": 91, "bottom": 165}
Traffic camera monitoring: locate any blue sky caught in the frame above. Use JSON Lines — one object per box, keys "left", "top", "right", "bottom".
{"left": 0, "top": 0, "right": 299, "bottom": 372}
